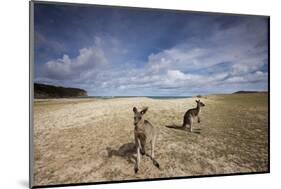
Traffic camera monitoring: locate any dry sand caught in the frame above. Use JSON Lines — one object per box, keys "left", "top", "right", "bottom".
{"left": 32, "top": 93, "right": 268, "bottom": 186}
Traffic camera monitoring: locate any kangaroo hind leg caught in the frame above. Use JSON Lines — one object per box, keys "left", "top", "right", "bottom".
{"left": 189, "top": 116, "right": 193, "bottom": 132}
{"left": 134, "top": 139, "right": 141, "bottom": 173}
{"left": 150, "top": 137, "right": 160, "bottom": 168}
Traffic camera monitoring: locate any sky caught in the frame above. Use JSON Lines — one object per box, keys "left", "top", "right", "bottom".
{"left": 34, "top": 3, "right": 269, "bottom": 96}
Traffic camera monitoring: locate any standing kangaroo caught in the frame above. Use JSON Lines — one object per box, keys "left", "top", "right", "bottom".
{"left": 183, "top": 100, "right": 205, "bottom": 132}
{"left": 133, "top": 107, "right": 160, "bottom": 173}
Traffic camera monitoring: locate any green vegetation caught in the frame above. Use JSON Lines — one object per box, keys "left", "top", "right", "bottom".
{"left": 34, "top": 83, "right": 87, "bottom": 98}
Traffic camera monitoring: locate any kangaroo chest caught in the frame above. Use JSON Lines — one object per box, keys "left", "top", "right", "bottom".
{"left": 196, "top": 108, "right": 200, "bottom": 115}
{"left": 135, "top": 126, "right": 145, "bottom": 135}
{"left": 134, "top": 126, "right": 147, "bottom": 140}
{"left": 188, "top": 108, "right": 200, "bottom": 117}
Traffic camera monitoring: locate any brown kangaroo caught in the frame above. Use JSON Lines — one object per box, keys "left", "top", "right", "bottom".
{"left": 133, "top": 107, "right": 160, "bottom": 173}
{"left": 182, "top": 100, "right": 205, "bottom": 132}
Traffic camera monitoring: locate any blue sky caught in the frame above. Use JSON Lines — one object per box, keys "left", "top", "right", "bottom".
{"left": 34, "top": 3, "right": 269, "bottom": 96}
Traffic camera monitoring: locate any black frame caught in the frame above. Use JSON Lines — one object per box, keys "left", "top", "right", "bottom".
{"left": 29, "top": 1, "right": 270, "bottom": 188}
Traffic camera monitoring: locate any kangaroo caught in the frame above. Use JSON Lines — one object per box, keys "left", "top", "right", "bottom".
{"left": 133, "top": 107, "right": 160, "bottom": 173}
{"left": 182, "top": 100, "right": 205, "bottom": 132}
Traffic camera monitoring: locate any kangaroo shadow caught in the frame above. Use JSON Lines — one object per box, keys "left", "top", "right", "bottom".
{"left": 106, "top": 143, "right": 136, "bottom": 164}
{"left": 165, "top": 124, "right": 201, "bottom": 134}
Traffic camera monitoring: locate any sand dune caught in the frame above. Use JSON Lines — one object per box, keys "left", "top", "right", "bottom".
{"left": 32, "top": 93, "right": 268, "bottom": 186}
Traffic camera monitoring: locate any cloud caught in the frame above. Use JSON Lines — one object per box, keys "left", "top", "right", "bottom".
{"left": 35, "top": 31, "right": 66, "bottom": 53}
{"left": 35, "top": 8, "right": 268, "bottom": 96}
{"left": 167, "top": 70, "right": 187, "bottom": 80}
{"left": 148, "top": 47, "right": 206, "bottom": 72}
{"left": 44, "top": 45, "right": 108, "bottom": 80}
{"left": 41, "top": 36, "right": 127, "bottom": 81}
{"left": 37, "top": 27, "right": 268, "bottom": 95}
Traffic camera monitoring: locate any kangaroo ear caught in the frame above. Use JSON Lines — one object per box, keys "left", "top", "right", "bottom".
{"left": 196, "top": 100, "right": 199, "bottom": 103}
{"left": 133, "top": 107, "right": 138, "bottom": 113}
{"left": 140, "top": 107, "right": 148, "bottom": 115}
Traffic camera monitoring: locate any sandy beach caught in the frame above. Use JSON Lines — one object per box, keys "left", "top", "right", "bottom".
{"left": 32, "top": 93, "right": 268, "bottom": 186}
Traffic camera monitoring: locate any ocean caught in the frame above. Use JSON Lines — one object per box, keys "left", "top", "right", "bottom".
{"left": 85, "top": 96, "right": 192, "bottom": 100}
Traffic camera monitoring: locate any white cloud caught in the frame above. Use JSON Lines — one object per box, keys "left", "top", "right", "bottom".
{"left": 167, "top": 70, "right": 187, "bottom": 80}
{"left": 148, "top": 47, "right": 207, "bottom": 73}
{"left": 44, "top": 45, "right": 108, "bottom": 80}
{"left": 36, "top": 18, "right": 268, "bottom": 96}
{"left": 35, "top": 31, "right": 66, "bottom": 53}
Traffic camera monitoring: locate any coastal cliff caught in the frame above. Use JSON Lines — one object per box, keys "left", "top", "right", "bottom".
{"left": 34, "top": 83, "right": 87, "bottom": 98}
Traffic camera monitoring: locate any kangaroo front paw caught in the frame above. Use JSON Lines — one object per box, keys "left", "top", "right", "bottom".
{"left": 140, "top": 150, "right": 145, "bottom": 155}
{"left": 198, "top": 120, "right": 200, "bottom": 123}
{"left": 134, "top": 167, "right": 139, "bottom": 173}
{"left": 153, "top": 161, "right": 160, "bottom": 169}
